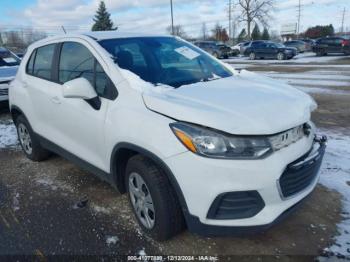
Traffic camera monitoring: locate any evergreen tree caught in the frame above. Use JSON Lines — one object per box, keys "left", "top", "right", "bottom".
{"left": 92, "top": 1, "right": 117, "bottom": 31}
{"left": 261, "top": 28, "right": 270, "bottom": 40}
{"left": 237, "top": 29, "right": 247, "bottom": 42}
{"left": 251, "top": 24, "right": 261, "bottom": 40}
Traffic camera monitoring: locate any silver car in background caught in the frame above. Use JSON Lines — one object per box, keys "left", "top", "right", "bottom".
{"left": 0, "top": 47, "right": 20, "bottom": 102}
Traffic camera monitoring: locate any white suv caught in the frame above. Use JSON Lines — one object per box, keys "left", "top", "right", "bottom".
{"left": 9, "top": 32, "right": 326, "bottom": 240}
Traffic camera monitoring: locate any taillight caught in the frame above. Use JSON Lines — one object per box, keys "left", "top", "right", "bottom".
{"left": 342, "top": 40, "right": 350, "bottom": 46}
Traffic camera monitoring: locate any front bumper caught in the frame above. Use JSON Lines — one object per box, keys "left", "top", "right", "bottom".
{"left": 0, "top": 81, "right": 10, "bottom": 101}
{"left": 165, "top": 134, "right": 326, "bottom": 236}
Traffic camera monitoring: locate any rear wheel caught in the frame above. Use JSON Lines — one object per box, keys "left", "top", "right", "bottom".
{"left": 15, "top": 115, "right": 50, "bottom": 161}
{"left": 125, "top": 155, "right": 185, "bottom": 240}
{"left": 277, "top": 52, "right": 285, "bottom": 60}
{"left": 249, "top": 52, "right": 256, "bottom": 60}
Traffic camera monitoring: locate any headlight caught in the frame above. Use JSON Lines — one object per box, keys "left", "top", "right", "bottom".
{"left": 170, "top": 122, "right": 272, "bottom": 159}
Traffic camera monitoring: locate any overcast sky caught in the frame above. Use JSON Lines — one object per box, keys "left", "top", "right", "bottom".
{"left": 0, "top": 0, "right": 349, "bottom": 37}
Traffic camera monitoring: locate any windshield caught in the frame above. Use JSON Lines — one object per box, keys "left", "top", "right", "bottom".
{"left": 0, "top": 48, "right": 20, "bottom": 67}
{"left": 275, "top": 43, "right": 285, "bottom": 48}
{"left": 98, "top": 37, "right": 233, "bottom": 88}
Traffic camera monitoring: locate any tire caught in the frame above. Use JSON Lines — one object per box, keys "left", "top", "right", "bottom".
{"left": 277, "top": 52, "right": 285, "bottom": 60}
{"left": 15, "top": 115, "right": 50, "bottom": 161}
{"left": 249, "top": 52, "right": 256, "bottom": 60}
{"left": 125, "top": 155, "right": 185, "bottom": 240}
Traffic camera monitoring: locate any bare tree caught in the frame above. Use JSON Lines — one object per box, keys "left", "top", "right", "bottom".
{"left": 166, "top": 25, "right": 187, "bottom": 38}
{"left": 236, "top": 0, "right": 274, "bottom": 39}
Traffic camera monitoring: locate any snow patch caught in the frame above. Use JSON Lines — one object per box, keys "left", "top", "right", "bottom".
{"left": 318, "top": 129, "right": 350, "bottom": 258}
{"left": 138, "top": 248, "right": 146, "bottom": 256}
{"left": 91, "top": 204, "right": 112, "bottom": 215}
{"left": 35, "top": 177, "right": 74, "bottom": 192}
{"left": 106, "top": 235, "right": 119, "bottom": 246}
{"left": 0, "top": 122, "right": 19, "bottom": 149}
{"left": 12, "top": 192, "right": 20, "bottom": 212}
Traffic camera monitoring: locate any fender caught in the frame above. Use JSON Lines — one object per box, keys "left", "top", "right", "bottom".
{"left": 111, "top": 142, "right": 190, "bottom": 216}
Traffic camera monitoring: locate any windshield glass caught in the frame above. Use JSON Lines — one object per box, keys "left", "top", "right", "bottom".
{"left": 0, "top": 48, "right": 20, "bottom": 67}
{"left": 275, "top": 43, "right": 285, "bottom": 48}
{"left": 98, "top": 37, "right": 233, "bottom": 88}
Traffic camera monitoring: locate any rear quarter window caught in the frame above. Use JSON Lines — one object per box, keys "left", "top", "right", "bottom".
{"left": 26, "top": 50, "right": 36, "bottom": 75}
{"left": 32, "top": 44, "right": 56, "bottom": 80}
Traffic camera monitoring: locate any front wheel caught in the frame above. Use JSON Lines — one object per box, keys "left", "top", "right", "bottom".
{"left": 125, "top": 155, "right": 185, "bottom": 240}
{"left": 277, "top": 52, "right": 285, "bottom": 60}
{"left": 15, "top": 115, "right": 50, "bottom": 161}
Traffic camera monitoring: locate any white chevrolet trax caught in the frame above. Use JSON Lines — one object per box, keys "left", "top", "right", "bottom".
{"left": 9, "top": 32, "right": 327, "bottom": 240}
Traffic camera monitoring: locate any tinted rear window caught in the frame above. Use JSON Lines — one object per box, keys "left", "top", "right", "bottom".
{"left": 32, "top": 44, "right": 55, "bottom": 80}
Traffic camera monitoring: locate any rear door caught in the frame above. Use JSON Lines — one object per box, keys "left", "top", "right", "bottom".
{"left": 24, "top": 43, "right": 62, "bottom": 138}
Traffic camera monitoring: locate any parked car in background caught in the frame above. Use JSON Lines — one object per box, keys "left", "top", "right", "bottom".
{"left": 313, "top": 37, "right": 350, "bottom": 56}
{"left": 194, "top": 41, "right": 233, "bottom": 58}
{"left": 231, "top": 43, "right": 242, "bottom": 52}
{"left": 0, "top": 47, "right": 20, "bottom": 102}
{"left": 283, "top": 40, "right": 307, "bottom": 53}
{"left": 245, "top": 41, "right": 297, "bottom": 60}
{"left": 10, "top": 32, "right": 326, "bottom": 240}
{"left": 299, "top": 39, "right": 316, "bottom": 51}
{"left": 217, "top": 43, "right": 239, "bottom": 57}
{"left": 239, "top": 41, "right": 252, "bottom": 55}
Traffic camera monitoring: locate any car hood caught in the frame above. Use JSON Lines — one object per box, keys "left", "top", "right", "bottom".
{"left": 142, "top": 70, "right": 316, "bottom": 135}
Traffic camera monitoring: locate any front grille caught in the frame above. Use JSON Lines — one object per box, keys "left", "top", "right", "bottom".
{"left": 207, "top": 191, "right": 265, "bottom": 220}
{"left": 0, "top": 88, "right": 8, "bottom": 96}
{"left": 279, "top": 147, "right": 324, "bottom": 198}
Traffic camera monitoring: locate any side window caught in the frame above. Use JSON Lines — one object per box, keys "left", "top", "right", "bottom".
{"left": 95, "top": 62, "right": 109, "bottom": 97}
{"left": 59, "top": 42, "right": 116, "bottom": 99}
{"left": 59, "top": 42, "right": 94, "bottom": 85}
{"left": 33, "top": 44, "right": 55, "bottom": 80}
{"left": 26, "top": 50, "right": 36, "bottom": 75}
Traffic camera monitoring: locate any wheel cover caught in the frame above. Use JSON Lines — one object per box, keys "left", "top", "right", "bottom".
{"left": 250, "top": 53, "right": 255, "bottom": 60}
{"left": 18, "top": 123, "right": 32, "bottom": 155}
{"left": 128, "top": 172, "right": 155, "bottom": 229}
{"left": 278, "top": 53, "right": 284, "bottom": 60}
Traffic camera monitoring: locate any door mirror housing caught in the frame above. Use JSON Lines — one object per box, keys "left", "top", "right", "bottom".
{"left": 62, "top": 78, "right": 97, "bottom": 100}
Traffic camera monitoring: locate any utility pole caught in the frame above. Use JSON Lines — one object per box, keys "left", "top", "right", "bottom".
{"left": 229, "top": 0, "right": 232, "bottom": 40}
{"left": 170, "top": 0, "right": 174, "bottom": 35}
{"left": 297, "top": 0, "right": 301, "bottom": 38}
{"left": 341, "top": 7, "right": 346, "bottom": 33}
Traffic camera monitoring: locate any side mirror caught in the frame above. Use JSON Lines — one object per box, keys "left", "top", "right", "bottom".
{"left": 62, "top": 78, "right": 97, "bottom": 100}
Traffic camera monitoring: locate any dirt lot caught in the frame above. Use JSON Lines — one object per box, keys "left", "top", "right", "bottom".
{"left": 0, "top": 54, "right": 349, "bottom": 260}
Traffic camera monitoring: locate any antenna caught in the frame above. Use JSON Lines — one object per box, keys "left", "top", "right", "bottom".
{"left": 61, "top": 26, "right": 67, "bottom": 34}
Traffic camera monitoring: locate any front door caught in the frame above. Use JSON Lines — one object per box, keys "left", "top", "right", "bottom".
{"left": 49, "top": 41, "right": 116, "bottom": 171}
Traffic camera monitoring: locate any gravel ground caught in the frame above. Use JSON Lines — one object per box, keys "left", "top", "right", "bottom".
{"left": 0, "top": 54, "right": 349, "bottom": 260}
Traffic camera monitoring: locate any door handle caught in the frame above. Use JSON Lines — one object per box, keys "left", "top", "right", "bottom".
{"left": 50, "top": 96, "right": 61, "bottom": 104}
